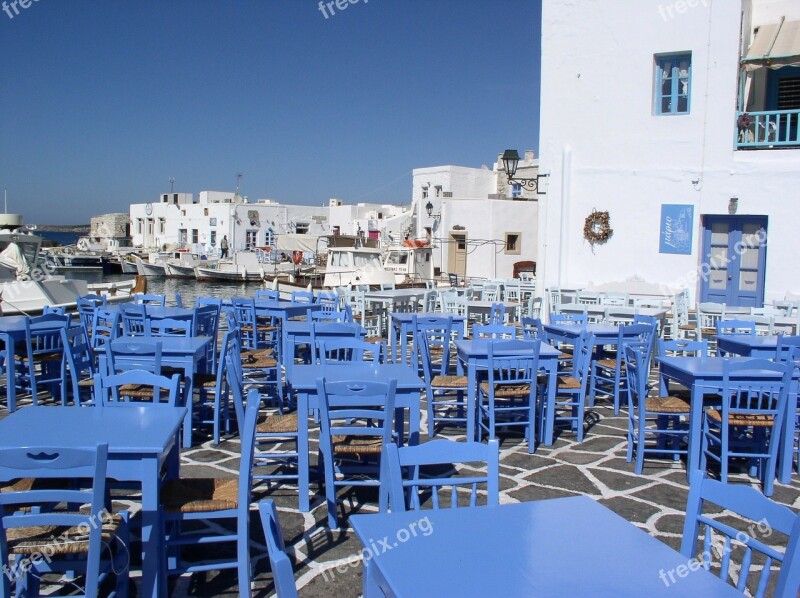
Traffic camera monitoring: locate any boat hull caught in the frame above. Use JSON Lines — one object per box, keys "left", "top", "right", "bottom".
{"left": 165, "top": 263, "right": 196, "bottom": 278}
{"left": 195, "top": 266, "right": 264, "bottom": 282}
{"left": 135, "top": 257, "right": 166, "bottom": 277}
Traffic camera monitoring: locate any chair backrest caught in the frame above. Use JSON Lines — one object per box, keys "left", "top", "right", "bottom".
{"left": 105, "top": 338, "right": 163, "bottom": 375}
{"left": 546, "top": 287, "right": 562, "bottom": 313}
{"left": 488, "top": 302, "right": 506, "bottom": 325}
{"left": 619, "top": 322, "right": 657, "bottom": 360}
{"left": 697, "top": 302, "right": 726, "bottom": 332}
{"left": 24, "top": 314, "right": 69, "bottom": 363}
{"left": 310, "top": 308, "right": 347, "bottom": 322}
{"left": 174, "top": 292, "right": 184, "bottom": 308}
{"left": 571, "top": 331, "right": 595, "bottom": 382}
{"left": 602, "top": 292, "right": 629, "bottom": 307}
{"left": 720, "top": 358, "right": 791, "bottom": 428}
{"left": 520, "top": 316, "right": 542, "bottom": 340}
{"left": 146, "top": 317, "right": 192, "bottom": 337}
{"left": 423, "top": 290, "right": 438, "bottom": 313}
{"left": 60, "top": 326, "right": 96, "bottom": 405}
{"left": 680, "top": 470, "right": 800, "bottom": 598}
{"left": 447, "top": 273, "right": 459, "bottom": 287}
{"left": 290, "top": 290, "right": 315, "bottom": 304}
{"left": 77, "top": 295, "right": 106, "bottom": 335}
{"left": 120, "top": 303, "right": 148, "bottom": 336}
{"left": 196, "top": 296, "right": 222, "bottom": 308}
{"left": 315, "top": 378, "right": 397, "bottom": 458}
{"left": 383, "top": 439, "right": 499, "bottom": 512}
{"left": 42, "top": 305, "right": 67, "bottom": 315}
{"left": 255, "top": 289, "right": 280, "bottom": 302}
{"left": 316, "top": 337, "right": 385, "bottom": 366}
{"left": 576, "top": 290, "right": 601, "bottom": 305}
{"left": 0, "top": 443, "right": 110, "bottom": 598}
{"left": 776, "top": 336, "right": 800, "bottom": 364}
{"left": 632, "top": 314, "right": 658, "bottom": 328}
{"left": 231, "top": 297, "right": 261, "bottom": 349}
{"left": 624, "top": 344, "right": 649, "bottom": 414}
{"left": 485, "top": 339, "right": 540, "bottom": 394}
{"left": 257, "top": 500, "right": 299, "bottom": 598}
{"left": 91, "top": 308, "right": 121, "bottom": 349}
{"left": 133, "top": 293, "right": 166, "bottom": 306}
{"left": 658, "top": 338, "right": 708, "bottom": 358}
{"left": 440, "top": 290, "right": 466, "bottom": 316}
{"left": 523, "top": 296, "right": 543, "bottom": 319}
{"left": 193, "top": 303, "right": 221, "bottom": 368}
{"left": 716, "top": 319, "right": 757, "bottom": 336}
{"left": 415, "top": 315, "right": 455, "bottom": 377}
{"left": 472, "top": 323, "right": 517, "bottom": 339}
{"left": 550, "top": 312, "right": 587, "bottom": 325}
{"left": 94, "top": 370, "right": 180, "bottom": 406}
{"left": 480, "top": 282, "right": 500, "bottom": 302}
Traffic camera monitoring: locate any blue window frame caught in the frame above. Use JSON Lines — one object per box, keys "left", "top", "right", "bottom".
{"left": 654, "top": 53, "right": 691, "bottom": 115}
{"left": 511, "top": 183, "right": 522, "bottom": 198}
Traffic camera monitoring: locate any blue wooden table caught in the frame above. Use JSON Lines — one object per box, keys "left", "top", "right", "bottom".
{"left": 389, "top": 312, "right": 466, "bottom": 365}
{"left": 287, "top": 363, "right": 423, "bottom": 511}
{"left": 102, "top": 336, "right": 210, "bottom": 448}
{"left": 658, "top": 355, "right": 797, "bottom": 483}
{"left": 0, "top": 405, "right": 186, "bottom": 598}
{"left": 543, "top": 321, "right": 621, "bottom": 346}
{"left": 454, "top": 339, "right": 561, "bottom": 448}
{"left": 351, "top": 497, "right": 741, "bottom": 597}
{"left": 716, "top": 333, "right": 779, "bottom": 358}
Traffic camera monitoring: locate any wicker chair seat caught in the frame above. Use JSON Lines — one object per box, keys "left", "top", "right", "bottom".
{"left": 14, "top": 352, "right": 61, "bottom": 363}
{"left": 161, "top": 478, "right": 238, "bottom": 513}
{"left": 595, "top": 358, "right": 624, "bottom": 370}
{"left": 365, "top": 336, "right": 385, "bottom": 344}
{"left": 431, "top": 375, "right": 468, "bottom": 389}
{"left": 558, "top": 351, "right": 573, "bottom": 360}
{"left": 241, "top": 348, "right": 274, "bottom": 360}
{"left": 193, "top": 372, "right": 217, "bottom": 388}
{"left": 706, "top": 409, "right": 774, "bottom": 427}
{"left": 241, "top": 324, "right": 277, "bottom": 333}
{"left": 242, "top": 356, "right": 278, "bottom": 369}
{"left": 644, "top": 396, "right": 691, "bottom": 414}
{"left": 7, "top": 512, "right": 123, "bottom": 556}
{"left": 678, "top": 324, "right": 695, "bottom": 331}
{"left": 479, "top": 382, "right": 532, "bottom": 398}
{"left": 555, "top": 375, "right": 581, "bottom": 390}
{"left": 257, "top": 412, "right": 298, "bottom": 434}
{"left": 331, "top": 435, "right": 383, "bottom": 459}
{"left": 78, "top": 377, "right": 94, "bottom": 388}
{"left": 118, "top": 384, "right": 172, "bottom": 398}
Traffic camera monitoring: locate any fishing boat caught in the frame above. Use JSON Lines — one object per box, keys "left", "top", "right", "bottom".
{"left": 194, "top": 251, "right": 266, "bottom": 282}
{"left": 383, "top": 240, "right": 434, "bottom": 285}
{"left": 134, "top": 253, "right": 168, "bottom": 277}
{"left": 164, "top": 251, "right": 217, "bottom": 278}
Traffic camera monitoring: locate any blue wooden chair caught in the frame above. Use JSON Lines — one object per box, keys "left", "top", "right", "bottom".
{"left": 416, "top": 317, "right": 469, "bottom": 438}
{"left": 775, "top": 342, "right": 800, "bottom": 473}
{"left": 60, "top": 325, "right": 97, "bottom": 405}
{"left": 472, "top": 323, "right": 518, "bottom": 339}
{"left": 227, "top": 354, "right": 300, "bottom": 504}
{"left": 589, "top": 322, "right": 656, "bottom": 414}
{"left": 658, "top": 337, "right": 709, "bottom": 358}
{"left": 776, "top": 335, "right": 800, "bottom": 363}
{"left": 161, "top": 388, "right": 261, "bottom": 597}
{"left": 105, "top": 338, "right": 163, "bottom": 375}
{"left": 316, "top": 337, "right": 385, "bottom": 366}
{"left": 625, "top": 344, "right": 690, "bottom": 474}
{"left": 543, "top": 331, "right": 594, "bottom": 443}
{"left": 681, "top": 470, "right": 800, "bottom": 598}
{"left": 195, "top": 296, "right": 222, "bottom": 309}
{"left": 488, "top": 302, "right": 505, "bottom": 325}
{"left": 133, "top": 293, "right": 166, "bottom": 306}
{"left": 701, "top": 357, "right": 792, "bottom": 497}
{"left": 42, "top": 305, "right": 67, "bottom": 316}
{"left": 77, "top": 295, "right": 106, "bottom": 343}
{"left": 477, "top": 339, "right": 539, "bottom": 453}
{"left": 192, "top": 328, "right": 237, "bottom": 444}
{"left": 0, "top": 444, "right": 129, "bottom": 598}
{"left": 310, "top": 307, "right": 347, "bottom": 322}
{"left": 255, "top": 289, "right": 280, "bottom": 302}
{"left": 549, "top": 312, "right": 587, "bottom": 325}
{"left": 382, "top": 439, "right": 499, "bottom": 512}
{"left": 231, "top": 324, "right": 284, "bottom": 410}
{"left": 316, "top": 377, "right": 397, "bottom": 528}
{"left": 94, "top": 370, "right": 181, "bottom": 407}
{"left": 716, "top": 319, "right": 757, "bottom": 336}
{"left": 520, "top": 316, "right": 542, "bottom": 340}
{"left": 307, "top": 321, "right": 366, "bottom": 365}
{"left": 290, "top": 290, "right": 315, "bottom": 304}
{"left": 90, "top": 307, "right": 120, "bottom": 350}
{"left": 231, "top": 297, "right": 276, "bottom": 351}
{"left": 14, "top": 314, "right": 70, "bottom": 406}
{"left": 119, "top": 303, "right": 147, "bottom": 336}
{"left": 257, "top": 500, "right": 298, "bottom": 598}
{"left": 193, "top": 303, "right": 220, "bottom": 373}
{"left": 174, "top": 292, "right": 183, "bottom": 308}
{"left": 146, "top": 317, "right": 192, "bottom": 337}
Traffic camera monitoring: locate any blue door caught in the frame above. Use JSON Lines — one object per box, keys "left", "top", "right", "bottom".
{"left": 700, "top": 216, "right": 767, "bottom": 307}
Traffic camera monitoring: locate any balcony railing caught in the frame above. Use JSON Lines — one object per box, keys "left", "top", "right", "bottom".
{"left": 735, "top": 109, "right": 800, "bottom": 149}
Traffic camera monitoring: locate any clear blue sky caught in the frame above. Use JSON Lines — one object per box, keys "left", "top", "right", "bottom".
{"left": 0, "top": 0, "right": 541, "bottom": 225}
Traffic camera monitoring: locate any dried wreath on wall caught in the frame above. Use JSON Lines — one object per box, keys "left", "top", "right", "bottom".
{"left": 583, "top": 209, "right": 613, "bottom": 245}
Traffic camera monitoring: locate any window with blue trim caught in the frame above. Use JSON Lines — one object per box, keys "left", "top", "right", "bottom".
{"left": 654, "top": 53, "right": 691, "bottom": 115}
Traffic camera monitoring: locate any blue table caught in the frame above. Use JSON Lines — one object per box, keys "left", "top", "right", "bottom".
{"left": 102, "top": 336, "right": 210, "bottom": 448}
{"left": 255, "top": 299, "right": 320, "bottom": 324}
{"left": 658, "top": 355, "right": 797, "bottom": 483}
{"left": 0, "top": 405, "right": 186, "bottom": 598}
{"left": 281, "top": 320, "right": 366, "bottom": 377}
{"left": 389, "top": 312, "right": 466, "bottom": 365}
{"left": 454, "top": 339, "right": 561, "bottom": 448}
{"left": 716, "top": 334, "right": 779, "bottom": 358}
{"left": 287, "top": 363, "right": 423, "bottom": 511}
{"left": 543, "top": 321, "right": 621, "bottom": 346}
{"left": 352, "top": 497, "right": 741, "bottom": 597}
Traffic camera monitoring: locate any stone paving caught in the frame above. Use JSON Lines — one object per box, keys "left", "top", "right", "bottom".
{"left": 167, "top": 395, "right": 800, "bottom": 597}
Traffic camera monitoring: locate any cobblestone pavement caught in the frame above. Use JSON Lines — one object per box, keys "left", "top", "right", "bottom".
{"left": 165, "top": 398, "right": 800, "bottom": 597}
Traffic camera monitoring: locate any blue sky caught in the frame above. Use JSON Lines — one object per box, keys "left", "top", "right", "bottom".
{"left": 0, "top": 0, "right": 541, "bottom": 224}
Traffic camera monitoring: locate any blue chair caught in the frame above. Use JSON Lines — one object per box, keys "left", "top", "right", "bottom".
{"left": 146, "top": 317, "right": 192, "bottom": 337}
{"left": 77, "top": 295, "right": 106, "bottom": 343}
{"left": 90, "top": 307, "right": 120, "bottom": 350}
{"left": 307, "top": 321, "right": 366, "bottom": 364}
{"left": 119, "top": 303, "right": 147, "bottom": 336}
{"left": 625, "top": 344, "right": 690, "bottom": 474}
{"left": 658, "top": 337, "right": 709, "bottom": 358}
{"left": 290, "top": 290, "right": 315, "bottom": 304}
{"left": 310, "top": 307, "right": 347, "bottom": 322}
{"left": 255, "top": 289, "right": 280, "bottom": 302}
{"left": 94, "top": 370, "right": 180, "bottom": 406}
{"left": 162, "top": 388, "right": 261, "bottom": 597}
{"left": 0, "top": 444, "right": 129, "bottom": 598}
{"left": 775, "top": 341, "right": 800, "bottom": 473}
{"left": 42, "top": 305, "right": 67, "bottom": 316}
{"left": 227, "top": 353, "right": 300, "bottom": 503}
{"left": 60, "top": 325, "right": 97, "bottom": 405}
{"left": 257, "top": 500, "right": 298, "bottom": 598}
{"left": 589, "top": 322, "right": 656, "bottom": 414}
{"left": 196, "top": 296, "right": 222, "bottom": 309}
{"left": 416, "top": 317, "right": 468, "bottom": 438}
{"left": 174, "top": 292, "right": 183, "bottom": 308}
{"left": 382, "top": 438, "right": 499, "bottom": 512}
{"left": 231, "top": 297, "right": 276, "bottom": 351}
{"left": 316, "top": 337, "right": 385, "bottom": 366}
{"left": 133, "top": 293, "right": 166, "bottom": 306}
{"left": 488, "top": 302, "right": 505, "bottom": 325}
{"left": 477, "top": 339, "right": 539, "bottom": 453}
{"left": 520, "top": 316, "right": 542, "bottom": 340}
{"left": 231, "top": 324, "right": 284, "bottom": 410}
{"left": 316, "top": 377, "right": 397, "bottom": 528}
{"left": 105, "top": 338, "right": 163, "bottom": 375}
{"left": 472, "top": 323, "right": 517, "bottom": 339}
{"left": 193, "top": 328, "right": 237, "bottom": 444}
{"left": 14, "top": 314, "right": 70, "bottom": 405}
{"left": 701, "top": 357, "right": 792, "bottom": 496}
{"left": 193, "top": 303, "right": 221, "bottom": 373}
{"left": 716, "top": 319, "right": 757, "bottom": 336}
{"left": 776, "top": 335, "right": 800, "bottom": 363}
{"left": 543, "top": 331, "right": 594, "bottom": 443}
{"left": 680, "top": 470, "right": 800, "bottom": 598}
{"left": 549, "top": 312, "right": 587, "bottom": 325}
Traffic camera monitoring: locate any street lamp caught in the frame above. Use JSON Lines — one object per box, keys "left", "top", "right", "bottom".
{"left": 424, "top": 200, "right": 440, "bottom": 220}
{"left": 501, "top": 149, "right": 549, "bottom": 195}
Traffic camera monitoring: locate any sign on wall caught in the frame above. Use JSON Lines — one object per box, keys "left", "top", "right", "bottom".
{"left": 659, "top": 204, "right": 693, "bottom": 255}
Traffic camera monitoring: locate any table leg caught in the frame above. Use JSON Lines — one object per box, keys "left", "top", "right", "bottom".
{"left": 687, "top": 379, "right": 704, "bottom": 478}
{"left": 543, "top": 358, "right": 558, "bottom": 446}
{"left": 407, "top": 393, "right": 420, "bottom": 446}
{"left": 298, "top": 392, "right": 311, "bottom": 512}
{"left": 2, "top": 333, "right": 16, "bottom": 412}
{"left": 140, "top": 455, "right": 167, "bottom": 598}
{"left": 181, "top": 366, "right": 194, "bottom": 448}
{"left": 777, "top": 381, "right": 797, "bottom": 483}
{"left": 466, "top": 357, "right": 477, "bottom": 441}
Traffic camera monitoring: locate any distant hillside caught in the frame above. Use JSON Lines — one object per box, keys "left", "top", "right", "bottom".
{"left": 36, "top": 225, "right": 89, "bottom": 232}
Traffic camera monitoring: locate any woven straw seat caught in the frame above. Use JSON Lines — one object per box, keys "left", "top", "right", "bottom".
{"left": 241, "top": 356, "right": 278, "bottom": 369}
{"left": 193, "top": 372, "right": 217, "bottom": 388}
{"left": 431, "top": 374, "right": 468, "bottom": 388}
{"left": 365, "top": 336, "right": 385, "bottom": 344}
{"left": 161, "top": 478, "right": 238, "bottom": 513}
{"left": 556, "top": 375, "right": 581, "bottom": 390}
{"left": 257, "top": 412, "right": 298, "bottom": 434}
{"left": 14, "top": 352, "right": 61, "bottom": 363}
{"left": 700, "top": 328, "right": 716, "bottom": 336}
{"left": 558, "top": 351, "right": 573, "bottom": 360}
{"left": 596, "top": 358, "right": 624, "bottom": 370}
{"left": 479, "top": 382, "right": 531, "bottom": 398}
{"left": 118, "top": 383, "right": 172, "bottom": 398}
{"left": 678, "top": 323, "right": 695, "bottom": 331}
{"left": 331, "top": 435, "right": 383, "bottom": 458}
{"left": 645, "top": 396, "right": 691, "bottom": 414}
{"left": 7, "top": 512, "right": 123, "bottom": 556}
{"left": 241, "top": 348, "right": 273, "bottom": 360}
{"left": 240, "top": 324, "right": 277, "bottom": 333}
{"left": 78, "top": 377, "right": 94, "bottom": 388}
{"left": 706, "top": 409, "right": 774, "bottom": 427}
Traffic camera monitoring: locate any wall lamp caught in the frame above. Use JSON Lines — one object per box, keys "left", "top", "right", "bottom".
{"left": 502, "top": 149, "right": 549, "bottom": 195}
{"left": 424, "top": 200, "right": 441, "bottom": 220}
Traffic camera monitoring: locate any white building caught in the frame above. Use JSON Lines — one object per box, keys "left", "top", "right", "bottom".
{"left": 412, "top": 156, "right": 540, "bottom": 280}
{"left": 538, "top": 0, "right": 800, "bottom": 307}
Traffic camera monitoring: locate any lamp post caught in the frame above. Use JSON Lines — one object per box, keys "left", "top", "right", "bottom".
{"left": 501, "top": 149, "right": 549, "bottom": 195}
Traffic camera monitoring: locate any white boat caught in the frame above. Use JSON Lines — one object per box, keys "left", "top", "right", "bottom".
{"left": 195, "top": 251, "right": 265, "bottom": 282}
{"left": 134, "top": 254, "right": 167, "bottom": 277}
{"left": 165, "top": 251, "right": 217, "bottom": 278}
{"left": 383, "top": 240, "right": 434, "bottom": 285}
{"left": 322, "top": 244, "right": 396, "bottom": 288}
{"left": 119, "top": 255, "right": 139, "bottom": 274}
{"left": 0, "top": 215, "right": 136, "bottom": 315}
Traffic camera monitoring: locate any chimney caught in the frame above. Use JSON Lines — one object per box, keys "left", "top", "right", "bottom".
{"left": 524, "top": 150, "right": 535, "bottom": 161}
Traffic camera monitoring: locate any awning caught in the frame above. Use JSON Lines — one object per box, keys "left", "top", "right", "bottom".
{"left": 275, "top": 234, "right": 319, "bottom": 253}
{"left": 743, "top": 17, "right": 800, "bottom": 71}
